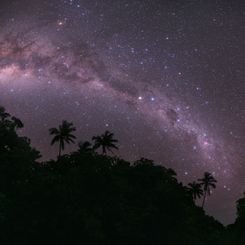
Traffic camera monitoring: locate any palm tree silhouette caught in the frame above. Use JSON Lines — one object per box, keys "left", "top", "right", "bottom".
{"left": 188, "top": 181, "right": 204, "bottom": 200}
{"left": 78, "top": 141, "right": 93, "bottom": 154}
{"left": 198, "top": 172, "right": 217, "bottom": 208}
{"left": 92, "top": 130, "right": 118, "bottom": 154}
{"left": 49, "top": 120, "right": 76, "bottom": 158}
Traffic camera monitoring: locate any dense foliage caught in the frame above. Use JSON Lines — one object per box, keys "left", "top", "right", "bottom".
{"left": 0, "top": 107, "right": 244, "bottom": 244}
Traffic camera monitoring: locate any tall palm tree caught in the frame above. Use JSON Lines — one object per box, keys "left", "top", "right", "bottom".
{"left": 198, "top": 172, "right": 217, "bottom": 208}
{"left": 188, "top": 181, "right": 204, "bottom": 200}
{"left": 49, "top": 120, "right": 76, "bottom": 158}
{"left": 92, "top": 130, "right": 118, "bottom": 154}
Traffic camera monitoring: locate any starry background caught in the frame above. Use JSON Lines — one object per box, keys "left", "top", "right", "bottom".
{"left": 0, "top": 0, "right": 244, "bottom": 224}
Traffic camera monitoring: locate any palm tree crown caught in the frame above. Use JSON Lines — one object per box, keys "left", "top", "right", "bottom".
{"left": 92, "top": 130, "right": 118, "bottom": 154}
{"left": 198, "top": 172, "right": 217, "bottom": 207}
{"left": 78, "top": 141, "right": 93, "bottom": 154}
{"left": 188, "top": 181, "right": 204, "bottom": 200}
{"left": 49, "top": 120, "right": 76, "bottom": 158}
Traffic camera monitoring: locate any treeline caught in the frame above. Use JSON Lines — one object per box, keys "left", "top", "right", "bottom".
{"left": 0, "top": 106, "right": 244, "bottom": 244}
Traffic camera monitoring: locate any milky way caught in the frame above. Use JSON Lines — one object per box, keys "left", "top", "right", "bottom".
{"left": 0, "top": 0, "right": 244, "bottom": 224}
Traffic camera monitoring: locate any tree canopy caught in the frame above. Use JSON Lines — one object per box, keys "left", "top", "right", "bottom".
{"left": 0, "top": 106, "right": 244, "bottom": 245}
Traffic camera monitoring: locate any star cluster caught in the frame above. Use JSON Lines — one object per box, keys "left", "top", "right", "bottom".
{"left": 0, "top": 0, "right": 244, "bottom": 224}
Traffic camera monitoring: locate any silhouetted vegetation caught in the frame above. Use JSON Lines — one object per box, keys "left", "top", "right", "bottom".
{"left": 92, "top": 130, "right": 119, "bottom": 154}
{"left": 198, "top": 172, "right": 217, "bottom": 208}
{"left": 187, "top": 181, "right": 204, "bottom": 200}
{"left": 0, "top": 106, "right": 244, "bottom": 244}
{"left": 49, "top": 120, "right": 76, "bottom": 158}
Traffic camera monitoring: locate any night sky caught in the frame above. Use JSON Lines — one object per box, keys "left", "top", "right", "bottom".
{"left": 0, "top": 0, "right": 244, "bottom": 224}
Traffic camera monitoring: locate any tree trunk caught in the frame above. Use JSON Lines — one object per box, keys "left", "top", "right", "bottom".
{"left": 58, "top": 141, "right": 62, "bottom": 160}
{"left": 102, "top": 146, "right": 106, "bottom": 155}
{"left": 202, "top": 191, "right": 207, "bottom": 208}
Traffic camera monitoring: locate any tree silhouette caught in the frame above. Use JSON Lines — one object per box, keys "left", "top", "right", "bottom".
{"left": 0, "top": 106, "right": 10, "bottom": 121}
{"left": 134, "top": 158, "right": 154, "bottom": 166}
{"left": 0, "top": 106, "right": 230, "bottom": 244}
{"left": 236, "top": 192, "right": 245, "bottom": 221}
{"left": 198, "top": 172, "right": 217, "bottom": 208}
{"left": 11, "top": 116, "right": 24, "bottom": 129}
{"left": 0, "top": 106, "right": 23, "bottom": 130}
{"left": 188, "top": 181, "right": 204, "bottom": 200}
{"left": 92, "top": 130, "right": 118, "bottom": 154}
{"left": 49, "top": 120, "right": 76, "bottom": 158}
{"left": 78, "top": 141, "right": 93, "bottom": 154}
